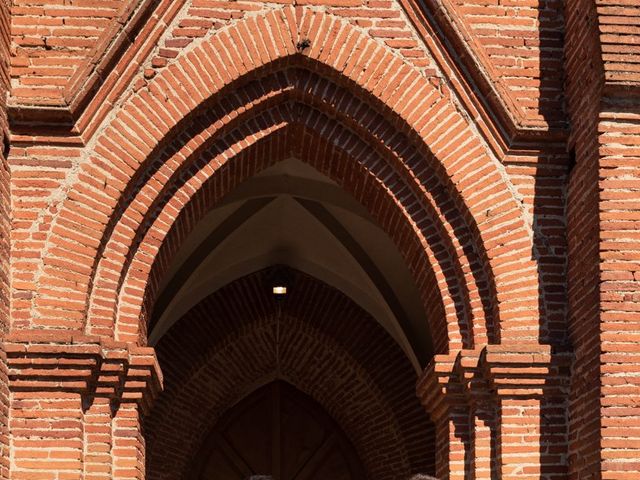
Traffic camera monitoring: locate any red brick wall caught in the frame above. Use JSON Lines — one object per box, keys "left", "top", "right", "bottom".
{"left": 565, "top": 0, "right": 640, "bottom": 477}
{"left": 449, "top": 0, "right": 566, "bottom": 127}
{"left": 0, "top": 0, "right": 10, "bottom": 478}
{"left": 6, "top": 2, "right": 569, "bottom": 479}
{"left": 594, "top": 6, "right": 640, "bottom": 473}
{"left": 1, "top": 0, "right": 640, "bottom": 479}
{"left": 596, "top": 0, "right": 640, "bottom": 87}
{"left": 598, "top": 99, "right": 640, "bottom": 480}
{"left": 10, "top": 0, "right": 129, "bottom": 105}
{"left": 0, "top": 0, "right": 8, "bottom": 329}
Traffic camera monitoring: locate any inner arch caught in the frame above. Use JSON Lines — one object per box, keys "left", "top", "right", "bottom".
{"left": 149, "top": 158, "right": 433, "bottom": 370}
{"left": 42, "top": 59, "right": 505, "bottom": 352}
{"left": 189, "top": 381, "right": 366, "bottom": 480}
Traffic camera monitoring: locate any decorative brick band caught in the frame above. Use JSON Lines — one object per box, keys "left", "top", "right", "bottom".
{"left": 2, "top": 331, "right": 162, "bottom": 414}
{"left": 417, "top": 345, "right": 572, "bottom": 479}
{"left": 417, "top": 345, "right": 572, "bottom": 415}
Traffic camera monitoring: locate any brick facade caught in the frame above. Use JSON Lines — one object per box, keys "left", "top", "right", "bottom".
{"left": 0, "top": 0, "right": 638, "bottom": 478}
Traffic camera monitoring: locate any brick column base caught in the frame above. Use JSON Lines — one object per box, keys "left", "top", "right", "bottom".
{"left": 418, "top": 345, "right": 571, "bottom": 480}
{"left": 2, "top": 331, "right": 162, "bottom": 480}
{"left": 419, "top": 357, "right": 470, "bottom": 480}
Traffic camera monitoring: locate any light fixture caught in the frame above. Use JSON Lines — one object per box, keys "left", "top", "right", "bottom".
{"left": 266, "top": 265, "right": 291, "bottom": 298}
{"left": 272, "top": 285, "right": 287, "bottom": 296}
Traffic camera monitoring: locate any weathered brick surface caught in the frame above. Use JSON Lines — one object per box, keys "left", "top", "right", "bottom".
{"left": 0, "top": 1, "right": 10, "bottom": 479}
{"left": 0, "top": 0, "right": 639, "bottom": 479}
{"left": 418, "top": 345, "right": 570, "bottom": 480}
{"left": 10, "top": 0, "right": 129, "bottom": 105}
{"left": 564, "top": 0, "right": 604, "bottom": 478}
{"left": 3, "top": 333, "right": 160, "bottom": 480}
{"left": 449, "top": 0, "right": 565, "bottom": 127}
{"left": 597, "top": 0, "right": 640, "bottom": 87}
{"left": 565, "top": 0, "right": 640, "bottom": 477}
{"left": 597, "top": 103, "right": 640, "bottom": 479}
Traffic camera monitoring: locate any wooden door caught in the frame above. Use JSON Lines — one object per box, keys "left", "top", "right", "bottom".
{"left": 189, "top": 382, "right": 366, "bottom": 480}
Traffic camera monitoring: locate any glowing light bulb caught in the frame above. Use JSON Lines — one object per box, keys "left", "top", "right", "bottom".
{"left": 272, "top": 285, "right": 287, "bottom": 295}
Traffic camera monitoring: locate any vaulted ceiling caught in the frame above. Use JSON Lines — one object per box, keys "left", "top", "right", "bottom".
{"left": 149, "top": 158, "right": 432, "bottom": 371}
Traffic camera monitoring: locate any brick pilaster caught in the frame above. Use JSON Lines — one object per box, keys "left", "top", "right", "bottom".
{"left": 471, "top": 401, "right": 497, "bottom": 480}
{"left": 84, "top": 398, "right": 113, "bottom": 480}
{"left": 2, "top": 332, "right": 162, "bottom": 480}
{"left": 419, "top": 346, "right": 571, "bottom": 480}
{"left": 459, "top": 352, "right": 498, "bottom": 480}
{"left": 112, "top": 403, "right": 145, "bottom": 480}
{"left": 484, "top": 345, "right": 571, "bottom": 480}
{"left": 418, "top": 354, "right": 471, "bottom": 480}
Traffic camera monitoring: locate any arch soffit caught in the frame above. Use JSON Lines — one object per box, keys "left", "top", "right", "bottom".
{"left": 34, "top": 9, "right": 540, "bottom": 347}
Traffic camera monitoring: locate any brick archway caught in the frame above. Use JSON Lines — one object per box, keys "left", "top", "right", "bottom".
{"left": 0, "top": 1, "right": 592, "bottom": 479}
{"left": 145, "top": 268, "right": 436, "bottom": 480}
{"left": 107, "top": 101, "right": 482, "bottom": 354}
{"left": 22, "top": 6, "right": 542, "bottom": 351}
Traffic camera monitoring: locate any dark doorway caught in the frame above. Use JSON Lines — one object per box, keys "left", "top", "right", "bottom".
{"left": 188, "top": 382, "right": 366, "bottom": 480}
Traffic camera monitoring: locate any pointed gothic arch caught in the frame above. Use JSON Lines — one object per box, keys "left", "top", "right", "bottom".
{"left": 25, "top": 8, "right": 541, "bottom": 354}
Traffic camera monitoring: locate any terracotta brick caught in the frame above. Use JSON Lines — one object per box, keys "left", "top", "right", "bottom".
{"left": 0, "top": 0, "right": 638, "bottom": 479}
